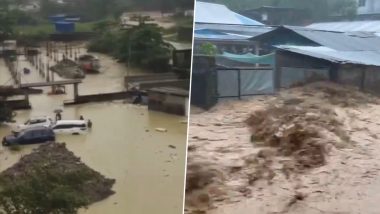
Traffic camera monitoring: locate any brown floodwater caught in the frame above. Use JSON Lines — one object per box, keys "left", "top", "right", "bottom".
{"left": 0, "top": 47, "right": 188, "bottom": 214}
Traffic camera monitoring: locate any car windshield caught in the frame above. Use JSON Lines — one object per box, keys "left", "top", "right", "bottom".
{"left": 17, "top": 130, "right": 26, "bottom": 137}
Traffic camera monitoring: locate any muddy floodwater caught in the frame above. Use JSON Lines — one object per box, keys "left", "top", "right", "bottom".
{"left": 0, "top": 46, "right": 187, "bottom": 214}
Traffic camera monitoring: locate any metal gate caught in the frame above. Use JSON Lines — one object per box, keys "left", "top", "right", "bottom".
{"left": 216, "top": 68, "right": 275, "bottom": 98}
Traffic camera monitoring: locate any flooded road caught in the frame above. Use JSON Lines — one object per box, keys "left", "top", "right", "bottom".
{"left": 0, "top": 44, "right": 188, "bottom": 214}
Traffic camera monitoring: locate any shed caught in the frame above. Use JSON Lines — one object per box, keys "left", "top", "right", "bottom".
{"left": 250, "top": 26, "right": 380, "bottom": 52}
{"left": 165, "top": 41, "right": 192, "bottom": 78}
{"left": 274, "top": 45, "right": 380, "bottom": 94}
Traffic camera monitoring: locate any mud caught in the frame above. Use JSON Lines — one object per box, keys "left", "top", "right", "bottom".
{"left": 0, "top": 143, "right": 115, "bottom": 208}
{"left": 186, "top": 82, "right": 380, "bottom": 214}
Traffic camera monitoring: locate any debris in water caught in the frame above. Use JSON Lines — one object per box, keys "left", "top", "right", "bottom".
{"left": 155, "top": 128, "right": 168, "bottom": 132}
{"left": 186, "top": 82, "right": 380, "bottom": 213}
{"left": 169, "top": 145, "right": 176, "bottom": 149}
{"left": 0, "top": 143, "right": 115, "bottom": 212}
{"left": 50, "top": 59, "right": 85, "bottom": 79}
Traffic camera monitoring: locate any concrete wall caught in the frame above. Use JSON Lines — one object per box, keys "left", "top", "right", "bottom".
{"left": 148, "top": 91, "right": 188, "bottom": 116}
{"left": 5, "top": 99, "right": 31, "bottom": 110}
{"left": 357, "top": 0, "right": 380, "bottom": 14}
{"left": 124, "top": 73, "right": 189, "bottom": 90}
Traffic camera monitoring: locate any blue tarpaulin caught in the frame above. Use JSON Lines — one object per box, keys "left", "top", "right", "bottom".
{"left": 220, "top": 52, "right": 275, "bottom": 65}
{"left": 55, "top": 21, "right": 75, "bottom": 33}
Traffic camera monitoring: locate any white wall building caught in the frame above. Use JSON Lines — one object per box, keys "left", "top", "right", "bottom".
{"left": 357, "top": 0, "right": 380, "bottom": 14}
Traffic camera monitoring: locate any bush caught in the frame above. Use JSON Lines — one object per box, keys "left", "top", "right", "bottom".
{"left": 15, "top": 30, "right": 49, "bottom": 47}
{"left": 88, "top": 31, "right": 118, "bottom": 54}
{"left": 200, "top": 43, "right": 217, "bottom": 56}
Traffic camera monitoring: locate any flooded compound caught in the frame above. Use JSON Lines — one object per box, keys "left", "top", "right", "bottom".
{"left": 0, "top": 44, "right": 187, "bottom": 214}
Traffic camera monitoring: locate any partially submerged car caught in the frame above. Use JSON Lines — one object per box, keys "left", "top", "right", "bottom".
{"left": 2, "top": 126, "right": 55, "bottom": 146}
{"left": 15, "top": 116, "right": 53, "bottom": 132}
{"left": 52, "top": 120, "right": 88, "bottom": 135}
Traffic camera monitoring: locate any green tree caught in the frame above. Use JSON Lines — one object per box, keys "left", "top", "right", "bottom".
{"left": 329, "top": 0, "right": 357, "bottom": 18}
{"left": 118, "top": 25, "right": 171, "bottom": 72}
{"left": 200, "top": 42, "right": 217, "bottom": 56}
{"left": 202, "top": 0, "right": 356, "bottom": 21}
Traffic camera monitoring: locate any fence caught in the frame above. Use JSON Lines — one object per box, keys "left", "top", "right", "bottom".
{"left": 216, "top": 67, "right": 275, "bottom": 99}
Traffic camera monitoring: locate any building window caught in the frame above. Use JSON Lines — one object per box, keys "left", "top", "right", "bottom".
{"left": 359, "top": 0, "right": 366, "bottom": 7}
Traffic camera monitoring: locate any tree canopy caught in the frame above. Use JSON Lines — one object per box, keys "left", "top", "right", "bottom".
{"left": 39, "top": 0, "right": 194, "bottom": 21}
{"left": 88, "top": 23, "right": 171, "bottom": 73}
{"left": 203, "top": 0, "right": 357, "bottom": 21}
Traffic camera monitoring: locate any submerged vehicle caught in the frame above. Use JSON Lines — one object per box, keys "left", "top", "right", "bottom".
{"left": 15, "top": 116, "right": 54, "bottom": 132}
{"left": 52, "top": 120, "right": 88, "bottom": 135}
{"left": 2, "top": 127, "right": 55, "bottom": 146}
{"left": 77, "top": 54, "right": 100, "bottom": 73}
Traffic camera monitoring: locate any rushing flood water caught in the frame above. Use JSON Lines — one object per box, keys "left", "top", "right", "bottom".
{"left": 0, "top": 46, "right": 188, "bottom": 214}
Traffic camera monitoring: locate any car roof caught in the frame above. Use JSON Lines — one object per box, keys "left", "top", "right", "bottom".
{"left": 54, "top": 120, "right": 87, "bottom": 125}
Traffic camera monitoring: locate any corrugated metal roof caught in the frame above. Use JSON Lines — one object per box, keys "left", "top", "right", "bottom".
{"left": 194, "top": 29, "right": 252, "bottom": 41}
{"left": 253, "top": 26, "right": 380, "bottom": 51}
{"left": 195, "top": 23, "right": 273, "bottom": 36}
{"left": 290, "top": 26, "right": 380, "bottom": 51}
{"left": 165, "top": 41, "right": 192, "bottom": 50}
{"left": 276, "top": 45, "right": 380, "bottom": 67}
{"left": 307, "top": 21, "right": 380, "bottom": 33}
{"left": 194, "top": 24, "right": 273, "bottom": 42}
{"left": 195, "top": 1, "right": 264, "bottom": 25}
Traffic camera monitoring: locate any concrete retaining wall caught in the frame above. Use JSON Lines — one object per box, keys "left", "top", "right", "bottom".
{"left": 148, "top": 87, "right": 189, "bottom": 116}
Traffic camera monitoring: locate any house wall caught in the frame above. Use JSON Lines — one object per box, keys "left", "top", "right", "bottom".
{"left": 276, "top": 51, "right": 380, "bottom": 95}
{"left": 337, "top": 64, "right": 380, "bottom": 95}
{"left": 336, "top": 64, "right": 365, "bottom": 88}
{"left": 357, "top": 0, "right": 380, "bottom": 14}
{"left": 275, "top": 50, "right": 333, "bottom": 88}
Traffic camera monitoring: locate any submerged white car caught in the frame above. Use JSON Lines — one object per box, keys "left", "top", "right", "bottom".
{"left": 15, "top": 116, "right": 53, "bottom": 132}
{"left": 52, "top": 120, "right": 88, "bottom": 135}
